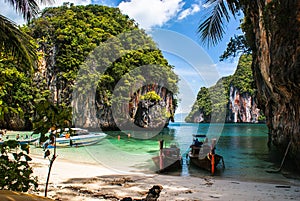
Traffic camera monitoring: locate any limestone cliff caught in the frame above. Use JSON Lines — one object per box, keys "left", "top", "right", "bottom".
{"left": 92, "top": 85, "right": 175, "bottom": 130}
{"left": 185, "top": 54, "right": 263, "bottom": 123}
{"left": 227, "top": 86, "right": 260, "bottom": 123}
{"left": 243, "top": 0, "right": 300, "bottom": 168}
{"left": 26, "top": 5, "right": 179, "bottom": 131}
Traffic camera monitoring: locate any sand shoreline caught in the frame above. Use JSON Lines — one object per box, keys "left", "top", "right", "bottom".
{"left": 28, "top": 154, "right": 300, "bottom": 201}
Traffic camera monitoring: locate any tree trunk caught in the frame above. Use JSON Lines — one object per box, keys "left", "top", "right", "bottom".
{"left": 244, "top": 0, "right": 300, "bottom": 168}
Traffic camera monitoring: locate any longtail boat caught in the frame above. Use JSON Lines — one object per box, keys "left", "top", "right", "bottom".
{"left": 188, "top": 134, "right": 225, "bottom": 175}
{"left": 152, "top": 140, "right": 182, "bottom": 173}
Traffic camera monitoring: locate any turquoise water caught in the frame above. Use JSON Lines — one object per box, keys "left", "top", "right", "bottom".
{"left": 8, "top": 123, "right": 300, "bottom": 183}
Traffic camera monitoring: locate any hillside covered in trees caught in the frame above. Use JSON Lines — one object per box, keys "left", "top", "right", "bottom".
{"left": 185, "top": 54, "right": 264, "bottom": 123}
{"left": 0, "top": 4, "right": 178, "bottom": 132}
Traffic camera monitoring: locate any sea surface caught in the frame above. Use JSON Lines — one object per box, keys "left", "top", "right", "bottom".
{"left": 7, "top": 123, "right": 300, "bottom": 184}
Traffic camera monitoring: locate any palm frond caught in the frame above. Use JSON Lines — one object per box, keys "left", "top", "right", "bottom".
{"left": 198, "top": 0, "right": 240, "bottom": 47}
{"left": 4, "top": 0, "right": 53, "bottom": 21}
{"left": 0, "top": 14, "right": 36, "bottom": 70}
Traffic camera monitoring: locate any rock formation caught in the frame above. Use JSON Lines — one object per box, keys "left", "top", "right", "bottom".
{"left": 243, "top": 0, "right": 300, "bottom": 168}
{"left": 186, "top": 54, "right": 262, "bottom": 123}
{"left": 227, "top": 86, "right": 260, "bottom": 123}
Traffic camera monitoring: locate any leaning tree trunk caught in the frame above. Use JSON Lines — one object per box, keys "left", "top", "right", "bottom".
{"left": 243, "top": 0, "right": 300, "bottom": 168}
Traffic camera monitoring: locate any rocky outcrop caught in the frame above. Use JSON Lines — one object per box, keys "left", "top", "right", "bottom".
{"left": 243, "top": 0, "right": 300, "bottom": 168}
{"left": 91, "top": 85, "right": 175, "bottom": 131}
{"left": 187, "top": 86, "right": 260, "bottom": 123}
{"left": 0, "top": 114, "right": 29, "bottom": 131}
{"left": 227, "top": 86, "right": 260, "bottom": 123}
{"left": 186, "top": 54, "right": 262, "bottom": 123}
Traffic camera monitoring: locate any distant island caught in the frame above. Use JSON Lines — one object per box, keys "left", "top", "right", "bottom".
{"left": 185, "top": 54, "right": 265, "bottom": 123}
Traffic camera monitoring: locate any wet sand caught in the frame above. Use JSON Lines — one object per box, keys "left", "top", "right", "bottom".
{"left": 28, "top": 155, "right": 300, "bottom": 201}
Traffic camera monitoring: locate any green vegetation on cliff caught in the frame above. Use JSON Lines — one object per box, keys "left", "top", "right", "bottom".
{"left": 0, "top": 4, "right": 178, "bottom": 131}
{"left": 0, "top": 51, "right": 41, "bottom": 130}
{"left": 141, "top": 91, "right": 162, "bottom": 102}
{"left": 27, "top": 3, "right": 139, "bottom": 88}
{"left": 185, "top": 54, "right": 254, "bottom": 122}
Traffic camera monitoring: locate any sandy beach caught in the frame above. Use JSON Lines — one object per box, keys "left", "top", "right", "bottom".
{"left": 28, "top": 154, "right": 300, "bottom": 201}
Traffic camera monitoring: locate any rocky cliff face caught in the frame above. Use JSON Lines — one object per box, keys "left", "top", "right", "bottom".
{"left": 186, "top": 54, "right": 262, "bottom": 123}
{"left": 73, "top": 85, "right": 175, "bottom": 131}
{"left": 243, "top": 0, "right": 300, "bottom": 168}
{"left": 132, "top": 87, "right": 174, "bottom": 129}
{"left": 188, "top": 85, "right": 260, "bottom": 123}
{"left": 227, "top": 86, "right": 260, "bottom": 123}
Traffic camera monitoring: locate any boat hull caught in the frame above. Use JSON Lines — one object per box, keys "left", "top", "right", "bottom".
{"left": 0, "top": 138, "right": 39, "bottom": 145}
{"left": 152, "top": 155, "right": 182, "bottom": 173}
{"left": 152, "top": 145, "right": 182, "bottom": 173}
{"left": 189, "top": 153, "right": 223, "bottom": 172}
{"left": 47, "top": 133, "right": 106, "bottom": 148}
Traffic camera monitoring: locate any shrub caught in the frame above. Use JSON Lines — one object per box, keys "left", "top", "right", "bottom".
{"left": 0, "top": 140, "right": 38, "bottom": 192}
{"left": 140, "top": 91, "right": 161, "bottom": 102}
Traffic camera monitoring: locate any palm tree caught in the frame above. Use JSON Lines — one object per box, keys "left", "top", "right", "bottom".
{"left": 0, "top": 0, "right": 52, "bottom": 69}
{"left": 198, "top": 0, "right": 300, "bottom": 170}
{"left": 197, "top": 0, "right": 240, "bottom": 47}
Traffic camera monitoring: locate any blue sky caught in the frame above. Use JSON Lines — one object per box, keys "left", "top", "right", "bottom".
{"left": 1, "top": 0, "right": 243, "bottom": 117}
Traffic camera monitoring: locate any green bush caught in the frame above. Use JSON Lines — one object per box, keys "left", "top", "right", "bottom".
{"left": 140, "top": 91, "right": 161, "bottom": 102}
{"left": 0, "top": 140, "right": 38, "bottom": 192}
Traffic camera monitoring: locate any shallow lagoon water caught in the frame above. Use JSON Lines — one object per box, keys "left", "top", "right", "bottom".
{"left": 9, "top": 123, "right": 300, "bottom": 184}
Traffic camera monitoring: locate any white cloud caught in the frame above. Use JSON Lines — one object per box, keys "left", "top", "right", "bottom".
{"left": 118, "top": 0, "right": 184, "bottom": 29}
{"left": 40, "top": 0, "right": 92, "bottom": 9}
{"left": 178, "top": 3, "right": 200, "bottom": 20}
{"left": 0, "top": 0, "right": 92, "bottom": 25}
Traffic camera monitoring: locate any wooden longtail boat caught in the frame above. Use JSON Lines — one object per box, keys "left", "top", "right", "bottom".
{"left": 188, "top": 135, "right": 225, "bottom": 175}
{"left": 152, "top": 140, "right": 182, "bottom": 173}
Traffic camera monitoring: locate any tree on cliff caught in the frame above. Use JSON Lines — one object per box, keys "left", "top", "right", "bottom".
{"left": 198, "top": 0, "right": 300, "bottom": 168}
{"left": 27, "top": 4, "right": 178, "bottom": 131}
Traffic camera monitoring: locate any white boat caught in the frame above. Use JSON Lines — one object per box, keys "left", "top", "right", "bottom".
{"left": 43, "top": 128, "right": 107, "bottom": 148}
{"left": 0, "top": 137, "right": 39, "bottom": 145}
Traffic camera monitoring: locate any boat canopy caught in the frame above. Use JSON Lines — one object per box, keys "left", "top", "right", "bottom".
{"left": 50, "top": 128, "right": 89, "bottom": 135}
{"left": 192, "top": 134, "right": 207, "bottom": 138}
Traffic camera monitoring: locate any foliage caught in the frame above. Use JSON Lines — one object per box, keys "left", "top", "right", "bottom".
{"left": 5, "top": 0, "right": 51, "bottom": 22}
{"left": 230, "top": 54, "right": 254, "bottom": 95}
{"left": 0, "top": 140, "right": 38, "bottom": 192}
{"left": 27, "top": 3, "right": 139, "bottom": 97}
{"left": 0, "top": 53, "right": 35, "bottom": 125}
{"left": 32, "top": 99, "right": 72, "bottom": 141}
{"left": 0, "top": 0, "right": 52, "bottom": 70}
{"left": 220, "top": 34, "right": 251, "bottom": 61}
{"left": 258, "top": 114, "right": 266, "bottom": 122}
{"left": 141, "top": 91, "right": 162, "bottom": 102}
{"left": 185, "top": 54, "right": 254, "bottom": 122}
{"left": 197, "top": 0, "right": 241, "bottom": 46}
{"left": 25, "top": 4, "right": 178, "bottom": 131}
{"left": 185, "top": 87, "right": 211, "bottom": 122}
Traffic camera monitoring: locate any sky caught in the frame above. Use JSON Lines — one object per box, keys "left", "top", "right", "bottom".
{"left": 1, "top": 0, "right": 243, "bottom": 119}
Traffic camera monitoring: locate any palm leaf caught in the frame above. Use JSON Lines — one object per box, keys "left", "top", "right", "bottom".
{"left": 1, "top": 0, "right": 53, "bottom": 70}
{"left": 4, "top": 0, "right": 52, "bottom": 22}
{"left": 198, "top": 0, "right": 240, "bottom": 46}
{"left": 0, "top": 14, "right": 36, "bottom": 70}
